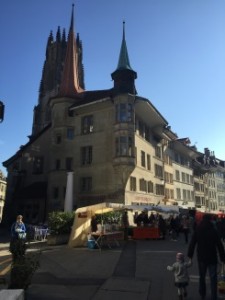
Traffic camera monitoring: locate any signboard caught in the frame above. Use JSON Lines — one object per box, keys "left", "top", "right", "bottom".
{"left": 78, "top": 212, "right": 87, "bottom": 218}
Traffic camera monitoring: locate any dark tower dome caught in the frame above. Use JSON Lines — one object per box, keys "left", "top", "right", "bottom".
{"left": 111, "top": 21, "right": 137, "bottom": 95}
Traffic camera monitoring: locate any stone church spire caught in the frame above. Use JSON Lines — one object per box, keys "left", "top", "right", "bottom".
{"left": 58, "top": 4, "right": 84, "bottom": 97}
{"left": 111, "top": 21, "right": 137, "bottom": 95}
{"left": 32, "top": 4, "right": 85, "bottom": 136}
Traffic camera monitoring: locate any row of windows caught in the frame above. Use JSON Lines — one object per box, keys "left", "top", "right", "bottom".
{"left": 136, "top": 119, "right": 151, "bottom": 143}
{"left": 207, "top": 179, "right": 216, "bottom": 188}
{"left": 207, "top": 190, "right": 217, "bottom": 199}
{"left": 175, "top": 170, "right": 193, "bottom": 184}
{"left": 55, "top": 147, "right": 93, "bottom": 170}
{"left": 216, "top": 171, "right": 225, "bottom": 179}
{"left": 195, "top": 196, "right": 205, "bottom": 206}
{"left": 176, "top": 188, "right": 194, "bottom": 201}
{"left": 55, "top": 115, "right": 94, "bottom": 145}
{"left": 208, "top": 201, "right": 217, "bottom": 210}
{"left": 155, "top": 146, "right": 162, "bottom": 159}
{"left": 56, "top": 128, "right": 73, "bottom": 144}
{"left": 52, "top": 175, "right": 222, "bottom": 202}
{"left": 141, "top": 148, "right": 162, "bottom": 168}
{"left": 218, "top": 196, "right": 225, "bottom": 205}
{"left": 141, "top": 151, "right": 173, "bottom": 177}
{"left": 53, "top": 177, "right": 92, "bottom": 198}
{"left": 33, "top": 137, "right": 134, "bottom": 174}
{"left": 136, "top": 119, "right": 169, "bottom": 149}
{"left": 140, "top": 179, "right": 154, "bottom": 193}
{"left": 174, "top": 153, "right": 191, "bottom": 168}
{"left": 218, "top": 183, "right": 225, "bottom": 192}
{"left": 57, "top": 103, "right": 134, "bottom": 145}
{"left": 165, "top": 172, "right": 173, "bottom": 184}
{"left": 164, "top": 154, "right": 173, "bottom": 166}
{"left": 136, "top": 120, "right": 172, "bottom": 167}
{"left": 141, "top": 151, "right": 151, "bottom": 170}
{"left": 155, "top": 164, "right": 163, "bottom": 178}
{"left": 130, "top": 177, "right": 164, "bottom": 195}
{"left": 194, "top": 182, "right": 204, "bottom": 192}
{"left": 165, "top": 188, "right": 174, "bottom": 199}
{"left": 33, "top": 146, "right": 93, "bottom": 174}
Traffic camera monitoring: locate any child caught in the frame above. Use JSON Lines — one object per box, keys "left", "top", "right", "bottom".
{"left": 167, "top": 252, "right": 192, "bottom": 300}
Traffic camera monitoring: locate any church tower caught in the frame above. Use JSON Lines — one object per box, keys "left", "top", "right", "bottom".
{"left": 111, "top": 21, "right": 137, "bottom": 95}
{"left": 31, "top": 5, "right": 85, "bottom": 136}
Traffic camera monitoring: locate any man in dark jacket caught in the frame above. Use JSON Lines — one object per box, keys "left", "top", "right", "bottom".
{"left": 187, "top": 214, "right": 225, "bottom": 300}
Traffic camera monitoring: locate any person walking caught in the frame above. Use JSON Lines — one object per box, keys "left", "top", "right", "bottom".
{"left": 121, "top": 210, "right": 129, "bottom": 240}
{"left": 167, "top": 252, "right": 192, "bottom": 300}
{"left": 170, "top": 215, "right": 178, "bottom": 241}
{"left": 181, "top": 215, "right": 190, "bottom": 244}
{"left": 187, "top": 213, "right": 225, "bottom": 300}
{"left": 90, "top": 215, "right": 98, "bottom": 232}
{"left": 158, "top": 215, "right": 167, "bottom": 239}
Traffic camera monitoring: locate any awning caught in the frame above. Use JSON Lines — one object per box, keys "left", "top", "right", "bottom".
{"left": 124, "top": 204, "right": 179, "bottom": 214}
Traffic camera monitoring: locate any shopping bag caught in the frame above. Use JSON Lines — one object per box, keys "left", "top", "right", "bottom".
{"left": 18, "top": 232, "right": 26, "bottom": 240}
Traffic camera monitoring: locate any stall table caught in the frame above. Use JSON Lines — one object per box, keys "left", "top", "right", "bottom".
{"left": 91, "top": 231, "right": 124, "bottom": 250}
{"left": 133, "top": 227, "right": 160, "bottom": 240}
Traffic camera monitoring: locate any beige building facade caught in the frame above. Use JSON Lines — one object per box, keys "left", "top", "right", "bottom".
{"left": 2, "top": 7, "right": 225, "bottom": 225}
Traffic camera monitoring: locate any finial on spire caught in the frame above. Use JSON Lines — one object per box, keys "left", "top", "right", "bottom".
{"left": 115, "top": 20, "right": 133, "bottom": 71}
{"left": 70, "top": 3, "right": 74, "bottom": 31}
{"left": 123, "top": 21, "right": 125, "bottom": 39}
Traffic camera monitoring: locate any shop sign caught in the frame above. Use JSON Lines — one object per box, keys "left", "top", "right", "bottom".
{"left": 78, "top": 212, "right": 87, "bottom": 218}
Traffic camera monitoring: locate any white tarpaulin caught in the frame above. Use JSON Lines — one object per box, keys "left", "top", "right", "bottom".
{"left": 68, "top": 202, "right": 125, "bottom": 248}
{"left": 124, "top": 204, "right": 179, "bottom": 214}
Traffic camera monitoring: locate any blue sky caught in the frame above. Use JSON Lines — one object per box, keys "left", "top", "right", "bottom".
{"left": 1, "top": 0, "right": 225, "bottom": 175}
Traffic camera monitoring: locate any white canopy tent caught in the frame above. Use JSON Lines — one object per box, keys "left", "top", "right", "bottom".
{"left": 68, "top": 202, "right": 124, "bottom": 248}
{"left": 124, "top": 204, "right": 179, "bottom": 214}
{"left": 68, "top": 202, "right": 180, "bottom": 248}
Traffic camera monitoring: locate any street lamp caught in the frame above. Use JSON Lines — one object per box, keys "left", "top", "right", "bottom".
{"left": 0, "top": 101, "right": 5, "bottom": 123}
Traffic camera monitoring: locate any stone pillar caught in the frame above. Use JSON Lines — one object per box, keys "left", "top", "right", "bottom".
{"left": 64, "top": 172, "right": 74, "bottom": 212}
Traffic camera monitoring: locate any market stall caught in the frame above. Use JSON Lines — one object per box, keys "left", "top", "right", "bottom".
{"left": 125, "top": 204, "right": 179, "bottom": 240}
{"left": 68, "top": 202, "right": 124, "bottom": 248}
{"left": 194, "top": 210, "right": 225, "bottom": 225}
{"left": 133, "top": 226, "right": 160, "bottom": 239}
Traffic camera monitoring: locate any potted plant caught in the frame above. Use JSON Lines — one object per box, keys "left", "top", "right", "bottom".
{"left": 47, "top": 211, "right": 75, "bottom": 245}
{"left": 9, "top": 239, "right": 40, "bottom": 289}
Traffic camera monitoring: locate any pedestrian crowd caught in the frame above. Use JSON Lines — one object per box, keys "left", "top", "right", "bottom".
{"left": 8, "top": 210, "right": 225, "bottom": 300}
{"left": 166, "top": 213, "right": 225, "bottom": 300}
{"left": 133, "top": 209, "right": 194, "bottom": 243}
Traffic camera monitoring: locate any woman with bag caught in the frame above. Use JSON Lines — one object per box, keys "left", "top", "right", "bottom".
{"left": 11, "top": 215, "right": 26, "bottom": 239}
{"left": 10, "top": 215, "right": 27, "bottom": 261}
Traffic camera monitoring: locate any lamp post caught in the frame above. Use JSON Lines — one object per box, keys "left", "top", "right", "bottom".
{"left": 0, "top": 101, "right": 5, "bottom": 123}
